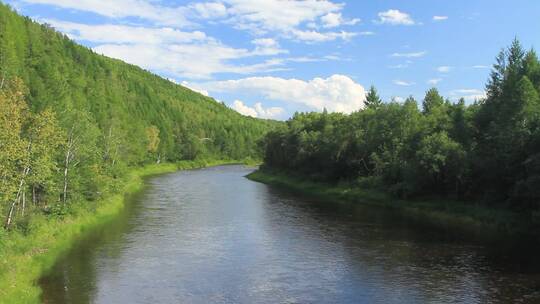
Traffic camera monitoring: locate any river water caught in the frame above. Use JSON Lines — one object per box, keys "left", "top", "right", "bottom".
{"left": 39, "top": 165, "right": 540, "bottom": 303}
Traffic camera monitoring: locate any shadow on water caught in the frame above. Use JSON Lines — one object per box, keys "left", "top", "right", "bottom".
{"left": 40, "top": 165, "right": 540, "bottom": 304}
{"left": 38, "top": 180, "right": 154, "bottom": 303}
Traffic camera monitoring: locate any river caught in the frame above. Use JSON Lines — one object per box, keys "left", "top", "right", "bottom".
{"left": 39, "top": 165, "right": 540, "bottom": 303}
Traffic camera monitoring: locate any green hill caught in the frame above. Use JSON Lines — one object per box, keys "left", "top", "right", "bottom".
{"left": 0, "top": 2, "right": 278, "bottom": 223}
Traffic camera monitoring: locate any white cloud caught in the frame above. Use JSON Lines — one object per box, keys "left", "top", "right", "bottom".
{"left": 224, "top": 0, "right": 341, "bottom": 33}
{"left": 254, "top": 102, "right": 285, "bottom": 118}
{"left": 22, "top": 0, "right": 192, "bottom": 27}
{"left": 433, "top": 15, "right": 448, "bottom": 21}
{"left": 231, "top": 100, "right": 284, "bottom": 118}
{"left": 202, "top": 74, "right": 366, "bottom": 113}
{"left": 251, "top": 38, "right": 288, "bottom": 55}
{"left": 286, "top": 56, "right": 322, "bottom": 62}
{"left": 472, "top": 65, "right": 489, "bottom": 69}
{"left": 393, "top": 80, "right": 415, "bottom": 86}
{"left": 359, "top": 31, "right": 375, "bottom": 36}
{"left": 427, "top": 78, "right": 442, "bottom": 85}
{"left": 180, "top": 81, "right": 210, "bottom": 96}
{"left": 220, "top": 0, "right": 359, "bottom": 42}
{"left": 44, "top": 19, "right": 290, "bottom": 79}
{"left": 290, "top": 29, "right": 357, "bottom": 42}
{"left": 25, "top": 0, "right": 359, "bottom": 42}
{"left": 376, "top": 9, "right": 415, "bottom": 25}
{"left": 45, "top": 20, "right": 207, "bottom": 44}
{"left": 450, "top": 89, "right": 486, "bottom": 102}
{"left": 232, "top": 100, "right": 258, "bottom": 117}
{"left": 321, "top": 12, "right": 360, "bottom": 28}
{"left": 437, "top": 66, "right": 452, "bottom": 73}
{"left": 93, "top": 42, "right": 286, "bottom": 79}
{"left": 391, "top": 51, "right": 427, "bottom": 58}
{"left": 191, "top": 2, "right": 228, "bottom": 19}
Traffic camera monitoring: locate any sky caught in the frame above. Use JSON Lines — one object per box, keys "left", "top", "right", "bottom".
{"left": 4, "top": 0, "right": 540, "bottom": 120}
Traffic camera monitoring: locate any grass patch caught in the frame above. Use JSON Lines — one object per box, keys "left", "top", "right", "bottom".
{"left": 0, "top": 159, "right": 244, "bottom": 304}
{"left": 246, "top": 169, "right": 531, "bottom": 239}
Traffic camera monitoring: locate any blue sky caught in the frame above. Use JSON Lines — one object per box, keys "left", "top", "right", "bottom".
{"left": 5, "top": 0, "right": 540, "bottom": 119}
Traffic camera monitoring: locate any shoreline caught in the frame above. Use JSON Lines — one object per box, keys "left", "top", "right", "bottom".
{"left": 0, "top": 159, "right": 244, "bottom": 304}
{"left": 246, "top": 169, "right": 533, "bottom": 241}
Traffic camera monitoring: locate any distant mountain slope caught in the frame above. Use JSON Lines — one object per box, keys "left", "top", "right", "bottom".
{"left": 0, "top": 2, "right": 278, "bottom": 163}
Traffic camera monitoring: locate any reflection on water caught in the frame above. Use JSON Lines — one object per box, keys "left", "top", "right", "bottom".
{"left": 40, "top": 165, "right": 540, "bottom": 303}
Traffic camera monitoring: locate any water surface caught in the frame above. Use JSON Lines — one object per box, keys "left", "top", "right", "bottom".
{"left": 40, "top": 165, "right": 540, "bottom": 303}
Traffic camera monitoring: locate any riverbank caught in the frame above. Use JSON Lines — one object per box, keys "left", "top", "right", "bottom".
{"left": 247, "top": 169, "right": 534, "bottom": 240}
{"left": 0, "top": 159, "right": 244, "bottom": 304}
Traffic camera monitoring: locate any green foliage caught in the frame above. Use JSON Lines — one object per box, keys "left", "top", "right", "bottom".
{"left": 260, "top": 40, "right": 540, "bottom": 215}
{"left": 365, "top": 85, "right": 382, "bottom": 109}
{"left": 0, "top": 3, "right": 279, "bottom": 227}
{"left": 0, "top": 160, "right": 217, "bottom": 304}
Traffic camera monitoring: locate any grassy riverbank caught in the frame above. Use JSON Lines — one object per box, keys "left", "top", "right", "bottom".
{"left": 247, "top": 169, "right": 534, "bottom": 239}
{"left": 0, "top": 159, "right": 244, "bottom": 304}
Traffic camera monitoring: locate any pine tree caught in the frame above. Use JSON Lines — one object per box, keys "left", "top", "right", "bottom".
{"left": 365, "top": 85, "right": 382, "bottom": 109}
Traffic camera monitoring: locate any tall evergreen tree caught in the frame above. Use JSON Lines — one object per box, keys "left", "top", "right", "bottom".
{"left": 365, "top": 85, "right": 382, "bottom": 109}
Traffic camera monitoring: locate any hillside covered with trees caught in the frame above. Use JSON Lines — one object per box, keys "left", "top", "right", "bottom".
{"left": 0, "top": 3, "right": 277, "bottom": 229}
{"left": 260, "top": 40, "right": 540, "bottom": 218}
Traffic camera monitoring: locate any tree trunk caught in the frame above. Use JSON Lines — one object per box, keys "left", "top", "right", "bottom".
{"left": 63, "top": 129, "right": 74, "bottom": 205}
{"left": 0, "top": 71, "right": 6, "bottom": 90}
{"left": 5, "top": 167, "right": 29, "bottom": 229}
{"left": 5, "top": 197, "right": 18, "bottom": 229}
{"left": 22, "top": 190, "right": 26, "bottom": 217}
{"left": 63, "top": 149, "right": 70, "bottom": 204}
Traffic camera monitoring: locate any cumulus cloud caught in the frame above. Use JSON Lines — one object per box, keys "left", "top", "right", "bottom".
{"left": 224, "top": 0, "right": 360, "bottom": 42}
{"left": 180, "top": 81, "right": 210, "bottom": 96}
{"left": 321, "top": 12, "right": 360, "bottom": 28}
{"left": 232, "top": 100, "right": 258, "bottom": 117}
{"left": 231, "top": 100, "right": 284, "bottom": 118}
{"left": 251, "top": 38, "right": 288, "bottom": 55}
{"left": 202, "top": 75, "right": 366, "bottom": 113}
{"left": 224, "top": 0, "right": 340, "bottom": 32}
{"left": 376, "top": 9, "right": 415, "bottom": 25}
{"left": 432, "top": 15, "right": 448, "bottom": 21}
{"left": 191, "top": 2, "right": 228, "bottom": 19}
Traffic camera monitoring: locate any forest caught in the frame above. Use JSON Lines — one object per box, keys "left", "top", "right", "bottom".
{"left": 260, "top": 39, "right": 540, "bottom": 218}
{"left": 0, "top": 3, "right": 278, "bottom": 229}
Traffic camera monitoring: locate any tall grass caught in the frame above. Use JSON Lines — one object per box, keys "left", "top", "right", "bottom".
{"left": 0, "top": 159, "right": 243, "bottom": 304}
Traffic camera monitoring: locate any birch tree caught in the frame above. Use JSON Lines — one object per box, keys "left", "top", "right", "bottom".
{"left": 59, "top": 108, "right": 99, "bottom": 204}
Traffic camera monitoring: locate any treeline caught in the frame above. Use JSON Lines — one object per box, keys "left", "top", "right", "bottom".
{"left": 0, "top": 3, "right": 277, "bottom": 228}
{"left": 261, "top": 40, "right": 540, "bottom": 213}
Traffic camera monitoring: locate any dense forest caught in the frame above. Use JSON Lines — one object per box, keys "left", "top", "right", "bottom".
{"left": 0, "top": 3, "right": 277, "bottom": 229}
{"left": 260, "top": 40, "right": 540, "bottom": 216}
